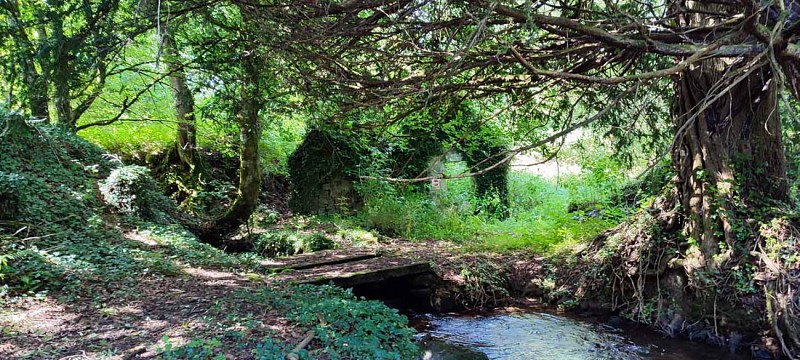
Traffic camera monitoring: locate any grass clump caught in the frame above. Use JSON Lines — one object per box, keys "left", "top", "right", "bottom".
{"left": 299, "top": 233, "right": 335, "bottom": 253}
{"left": 254, "top": 231, "right": 300, "bottom": 257}
{"left": 337, "top": 227, "right": 381, "bottom": 246}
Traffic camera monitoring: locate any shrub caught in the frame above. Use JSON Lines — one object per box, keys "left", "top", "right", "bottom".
{"left": 298, "top": 233, "right": 335, "bottom": 253}
{"left": 254, "top": 231, "right": 299, "bottom": 257}
{"left": 338, "top": 228, "right": 380, "bottom": 246}
{"left": 266, "top": 284, "right": 419, "bottom": 359}
{"left": 182, "top": 178, "right": 236, "bottom": 217}
{"left": 254, "top": 232, "right": 336, "bottom": 257}
{"left": 100, "top": 165, "right": 178, "bottom": 224}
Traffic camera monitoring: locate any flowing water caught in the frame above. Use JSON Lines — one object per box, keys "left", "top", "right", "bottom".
{"left": 413, "top": 311, "right": 755, "bottom": 360}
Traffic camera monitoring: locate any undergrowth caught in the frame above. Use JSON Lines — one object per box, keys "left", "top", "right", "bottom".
{"left": 357, "top": 167, "right": 627, "bottom": 252}
{"left": 0, "top": 116, "right": 255, "bottom": 298}
{"left": 2, "top": 115, "right": 418, "bottom": 360}
{"left": 159, "top": 285, "right": 419, "bottom": 360}
{"left": 260, "top": 284, "right": 419, "bottom": 359}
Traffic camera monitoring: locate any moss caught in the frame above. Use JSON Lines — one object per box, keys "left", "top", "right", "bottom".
{"left": 287, "top": 128, "right": 366, "bottom": 214}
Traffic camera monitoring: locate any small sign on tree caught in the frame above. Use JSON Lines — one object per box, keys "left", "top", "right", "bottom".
{"left": 431, "top": 178, "right": 441, "bottom": 190}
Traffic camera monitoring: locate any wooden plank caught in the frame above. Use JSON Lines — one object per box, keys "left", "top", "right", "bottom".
{"left": 259, "top": 249, "right": 378, "bottom": 271}
{"left": 298, "top": 260, "right": 433, "bottom": 288}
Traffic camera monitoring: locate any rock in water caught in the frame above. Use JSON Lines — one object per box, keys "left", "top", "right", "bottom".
{"left": 418, "top": 337, "right": 489, "bottom": 360}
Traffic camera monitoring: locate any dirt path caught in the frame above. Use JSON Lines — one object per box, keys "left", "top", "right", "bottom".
{"left": 0, "top": 265, "right": 308, "bottom": 359}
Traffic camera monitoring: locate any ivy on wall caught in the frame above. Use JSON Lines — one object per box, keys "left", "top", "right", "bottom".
{"left": 288, "top": 100, "right": 510, "bottom": 218}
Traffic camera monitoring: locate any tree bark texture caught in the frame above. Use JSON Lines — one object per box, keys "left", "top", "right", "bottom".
{"left": 671, "top": 1, "right": 789, "bottom": 277}
{"left": 212, "top": 3, "right": 264, "bottom": 233}
{"left": 51, "top": 17, "right": 75, "bottom": 130}
{"left": 672, "top": 59, "right": 788, "bottom": 273}
{"left": 161, "top": 23, "right": 198, "bottom": 171}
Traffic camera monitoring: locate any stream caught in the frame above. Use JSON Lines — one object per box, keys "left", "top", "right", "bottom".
{"left": 412, "top": 310, "right": 756, "bottom": 360}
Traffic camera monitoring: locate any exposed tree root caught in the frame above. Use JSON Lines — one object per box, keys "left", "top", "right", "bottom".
{"left": 561, "top": 192, "right": 800, "bottom": 359}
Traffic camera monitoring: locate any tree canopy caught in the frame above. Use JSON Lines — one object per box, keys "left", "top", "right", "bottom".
{"left": 3, "top": 0, "right": 800, "bottom": 357}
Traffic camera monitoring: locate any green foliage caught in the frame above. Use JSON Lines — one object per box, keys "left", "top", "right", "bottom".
{"left": 357, "top": 169, "right": 620, "bottom": 251}
{"left": 391, "top": 101, "right": 511, "bottom": 218}
{"left": 159, "top": 336, "right": 227, "bottom": 360}
{"left": 254, "top": 231, "right": 299, "bottom": 257}
{"left": 254, "top": 231, "right": 336, "bottom": 257}
{"left": 136, "top": 222, "right": 245, "bottom": 269}
{"left": 156, "top": 284, "right": 418, "bottom": 359}
{"left": 300, "top": 233, "right": 336, "bottom": 253}
{"left": 100, "top": 165, "right": 179, "bottom": 224}
{"left": 80, "top": 121, "right": 176, "bottom": 157}
{"left": 613, "top": 158, "right": 673, "bottom": 208}
{"left": 0, "top": 119, "right": 112, "bottom": 295}
{"left": 253, "top": 338, "right": 310, "bottom": 360}
{"left": 181, "top": 179, "right": 237, "bottom": 218}
{"left": 1, "top": 0, "right": 140, "bottom": 125}
{"left": 263, "top": 284, "right": 419, "bottom": 359}
{"left": 0, "top": 171, "right": 23, "bottom": 219}
{"left": 0, "top": 119, "right": 248, "bottom": 297}
{"left": 337, "top": 227, "right": 381, "bottom": 246}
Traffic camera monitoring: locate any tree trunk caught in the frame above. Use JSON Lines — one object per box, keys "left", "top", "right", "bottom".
{"left": 672, "top": 59, "right": 788, "bottom": 274}
{"left": 160, "top": 23, "right": 198, "bottom": 171}
{"left": 206, "top": 5, "right": 263, "bottom": 239}
{"left": 6, "top": 0, "right": 49, "bottom": 121}
{"left": 54, "top": 68, "right": 73, "bottom": 130}
{"left": 670, "top": 0, "right": 788, "bottom": 279}
{"left": 52, "top": 19, "right": 75, "bottom": 130}
{"left": 20, "top": 55, "right": 49, "bottom": 121}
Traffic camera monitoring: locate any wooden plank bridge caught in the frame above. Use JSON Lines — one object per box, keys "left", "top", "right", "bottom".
{"left": 259, "top": 249, "right": 433, "bottom": 288}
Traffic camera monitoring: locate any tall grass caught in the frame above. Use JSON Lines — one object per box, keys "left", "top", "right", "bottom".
{"left": 357, "top": 168, "right": 626, "bottom": 252}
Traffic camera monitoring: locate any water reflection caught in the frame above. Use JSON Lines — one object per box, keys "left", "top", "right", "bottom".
{"left": 417, "top": 313, "right": 752, "bottom": 360}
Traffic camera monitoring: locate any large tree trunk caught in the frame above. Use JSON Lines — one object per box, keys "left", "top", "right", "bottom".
{"left": 670, "top": 0, "right": 788, "bottom": 276}
{"left": 199, "top": 65, "right": 262, "bottom": 244}
{"left": 576, "top": 56, "right": 793, "bottom": 358}
{"left": 222, "top": 73, "right": 262, "bottom": 229}
{"left": 160, "top": 23, "right": 198, "bottom": 171}
{"left": 649, "top": 52, "right": 794, "bottom": 357}
{"left": 672, "top": 62, "right": 788, "bottom": 277}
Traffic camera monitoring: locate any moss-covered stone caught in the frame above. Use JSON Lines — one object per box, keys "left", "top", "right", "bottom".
{"left": 100, "top": 165, "right": 180, "bottom": 224}
{"left": 287, "top": 129, "right": 363, "bottom": 214}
